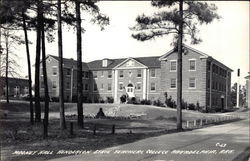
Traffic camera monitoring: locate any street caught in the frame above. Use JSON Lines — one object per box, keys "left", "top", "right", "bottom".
{"left": 49, "top": 117, "right": 250, "bottom": 161}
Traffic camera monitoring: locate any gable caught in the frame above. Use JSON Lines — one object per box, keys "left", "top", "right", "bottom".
{"left": 114, "top": 58, "right": 147, "bottom": 69}
{"left": 159, "top": 45, "right": 209, "bottom": 61}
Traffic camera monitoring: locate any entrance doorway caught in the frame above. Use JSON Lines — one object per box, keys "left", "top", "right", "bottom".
{"left": 126, "top": 83, "right": 135, "bottom": 98}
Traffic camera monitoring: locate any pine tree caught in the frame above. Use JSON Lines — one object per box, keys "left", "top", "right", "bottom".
{"left": 131, "top": 0, "right": 220, "bottom": 130}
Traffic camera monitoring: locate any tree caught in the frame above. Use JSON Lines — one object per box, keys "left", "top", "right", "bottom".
{"left": 0, "top": 29, "right": 23, "bottom": 103}
{"left": 231, "top": 83, "right": 246, "bottom": 107}
{"left": 57, "top": 0, "right": 66, "bottom": 129}
{"left": 131, "top": 0, "right": 219, "bottom": 130}
{"left": 74, "top": 0, "right": 109, "bottom": 128}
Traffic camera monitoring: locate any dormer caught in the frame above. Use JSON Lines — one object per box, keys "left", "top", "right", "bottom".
{"left": 102, "top": 58, "right": 112, "bottom": 67}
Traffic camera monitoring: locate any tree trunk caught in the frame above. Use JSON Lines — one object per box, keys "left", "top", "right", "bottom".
{"left": 4, "top": 33, "right": 9, "bottom": 103}
{"left": 177, "top": 0, "right": 183, "bottom": 130}
{"left": 22, "top": 10, "right": 34, "bottom": 125}
{"left": 57, "top": 0, "right": 66, "bottom": 129}
{"left": 41, "top": 2, "right": 49, "bottom": 138}
{"left": 75, "top": 0, "right": 83, "bottom": 128}
{"left": 34, "top": 0, "right": 42, "bottom": 122}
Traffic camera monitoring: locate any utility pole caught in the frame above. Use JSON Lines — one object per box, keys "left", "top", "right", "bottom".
{"left": 236, "top": 68, "right": 240, "bottom": 108}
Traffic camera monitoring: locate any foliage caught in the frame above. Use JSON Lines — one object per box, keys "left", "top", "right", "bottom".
{"left": 153, "top": 99, "right": 165, "bottom": 107}
{"left": 164, "top": 92, "right": 176, "bottom": 108}
{"left": 106, "top": 96, "right": 114, "bottom": 103}
{"left": 131, "top": 1, "right": 220, "bottom": 45}
{"left": 120, "top": 95, "right": 127, "bottom": 104}
{"left": 140, "top": 99, "right": 152, "bottom": 105}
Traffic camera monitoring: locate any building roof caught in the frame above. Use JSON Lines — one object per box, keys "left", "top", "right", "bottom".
{"left": 88, "top": 56, "right": 161, "bottom": 70}
{"left": 49, "top": 55, "right": 161, "bottom": 70}
{"left": 159, "top": 44, "right": 233, "bottom": 71}
{"left": 49, "top": 55, "right": 89, "bottom": 70}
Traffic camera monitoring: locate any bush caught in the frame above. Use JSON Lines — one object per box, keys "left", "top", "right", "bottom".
{"left": 153, "top": 99, "right": 165, "bottom": 107}
{"left": 164, "top": 93, "right": 176, "bottom": 108}
{"left": 120, "top": 95, "right": 127, "bottom": 104}
{"left": 187, "top": 103, "right": 196, "bottom": 110}
{"left": 127, "top": 97, "right": 137, "bottom": 104}
{"left": 106, "top": 96, "right": 114, "bottom": 103}
{"left": 140, "top": 99, "right": 151, "bottom": 105}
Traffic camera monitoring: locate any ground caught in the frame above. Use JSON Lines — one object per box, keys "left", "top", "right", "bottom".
{"left": 0, "top": 101, "right": 246, "bottom": 161}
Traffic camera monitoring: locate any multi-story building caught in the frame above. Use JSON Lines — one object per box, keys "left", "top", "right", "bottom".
{"left": 40, "top": 45, "right": 232, "bottom": 110}
{"left": 0, "top": 77, "right": 29, "bottom": 97}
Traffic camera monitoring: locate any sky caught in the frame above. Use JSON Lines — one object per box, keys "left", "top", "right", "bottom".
{"left": 5, "top": 1, "right": 250, "bottom": 86}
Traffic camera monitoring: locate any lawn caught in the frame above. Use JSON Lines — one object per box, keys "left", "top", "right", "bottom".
{"left": 0, "top": 101, "right": 241, "bottom": 161}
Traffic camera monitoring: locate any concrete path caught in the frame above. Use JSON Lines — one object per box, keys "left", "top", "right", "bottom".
{"left": 49, "top": 117, "right": 250, "bottom": 161}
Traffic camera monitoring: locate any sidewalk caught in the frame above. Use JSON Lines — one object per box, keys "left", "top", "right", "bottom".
{"left": 49, "top": 118, "right": 250, "bottom": 161}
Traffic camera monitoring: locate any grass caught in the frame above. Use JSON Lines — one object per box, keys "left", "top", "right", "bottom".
{"left": 0, "top": 101, "right": 243, "bottom": 161}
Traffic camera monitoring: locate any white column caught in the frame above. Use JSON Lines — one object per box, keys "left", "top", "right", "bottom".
{"left": 143, "top": 68, "right": 147, "bottom": 99}
{"left": 114, "top": 70, "right": 118, "bottom": 103}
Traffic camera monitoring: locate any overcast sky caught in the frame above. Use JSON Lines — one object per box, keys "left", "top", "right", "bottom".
{"left": 11, "top": 1, "right": 249, "bottom": 86}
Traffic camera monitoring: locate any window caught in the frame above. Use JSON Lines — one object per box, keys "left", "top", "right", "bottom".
{"left": 85, "top": 72, "right": 89, "bottom": 78}
{"left": 119, "top": 70, "right": 124, "bottom": 78}
{"left": 52, "top": 81, "right": 57, "bottom": 88}
{"left": 151, "top": 69, "right": 156, "bottom": 77}
{"left": 84, "top": 84, "right": 89, "bottom": 91}
{"left": 82, "top": 71, "right": 85, "bottom": 78}
{"left": 137, "top": 69, "right": 142, "bottom": 77}
{"left": 66, "top": 82, "right": 70, "bottom": 89}
{"left": 119, "top": 83, "right": 123, "bottom": 90}
{"left": 108, "top": 70, "right": 112, "bottom": 78}
{"left": 189, "top": 59, "right": 196, "bottom": 71}
{"left": 93, "top": 71, "right": 97, "bottom": 78}
{"left": 189, "top": 78, "right": 196, "bottom": 88}
{"left": 170, "top": 61, "right": 177, "bottom": 71}
{"left": 108, "top": 83, "right": 112, "bottom": 91}
{"left": 150, "top": 83, "right": 156, "bottom": 91}
{"left": 170, "top": 78, "right": 176, "bottom": 89}
{"left": 52, "top": 67, "right": 57, "bottom": 76}
{"left": 66, "top": 68, "right": 71, "bottom": 76}
{"left": 93, "top": 84, "right": 97, "bottom": 91}
{"left": 101, "top": 71, "right": 104, "bottom": 77}
{"left": 136, "top": 83, "right": 141, "bottom": 90}
{"left": 101, "top": 83, "right": 104, "bottom": 90}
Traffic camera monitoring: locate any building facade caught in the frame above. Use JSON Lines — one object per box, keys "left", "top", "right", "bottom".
{"left": 0, "top": 77, "right": 29, "bottom": 97}
{"left": 40, "top": 45, "right": 232, "bottom": 110}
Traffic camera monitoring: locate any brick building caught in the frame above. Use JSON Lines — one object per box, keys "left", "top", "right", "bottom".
{"left": 0, "top": 77, "right": 29, "bottom": 97}
{"left": 40, "top": 45, "right": 232, "bottom": 110}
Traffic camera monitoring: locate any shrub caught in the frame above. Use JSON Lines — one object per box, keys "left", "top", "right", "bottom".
{"left": 106, "top": 96, "right": 114, "bottom": 103}
{"left": 140, "top": 99, "right": 151, "bottom": 105}
{"left": 187, "top": 103, "right": 196, "bottom": 110}
{"left": 153, "top": 99, "right": 165, "bottom": 107}
{"left": 120, "top": 95, "right": 127, "bottom": 104}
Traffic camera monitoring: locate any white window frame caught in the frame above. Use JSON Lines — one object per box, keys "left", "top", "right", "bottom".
{"left": 93, "top": 71, "right": 98, "bottom": 79}
{"left": 170, "top": 60, "right": 177, "bottom": 72}
{"left": 108, "top": 70, "right": 112, "bottom": 79}
{"left": 137, "top": 69, "right": 142, "bottom": 78}
{"left": 119, "top": 82, "right": 123, "bottom": 91}
{"left": 150, "top": 82, "right": 156, "bottom": 91}
{"left": 119, "top": 70, "right": 124, "bottom": 78}
{"left": 189, "top": 77, "right": 196, "bottom": 89}
{"left": 170, "top": 78, "right": 177, "bottom": 89}
{"left": 66, "top": 68, "right": 71, "bottom": 76}
{"left": 101, "top": 71, "right": 104, "bottom": 77}
{"left": 189, "top": 59, "right": 196, "bottom": 71}
{"left": 151, "top": 69, "right": 156, "bottom": 78}
{"left": 52, "top": 66, "right": 57, "bottom": 76}
{"left": 52, "top": 81, "right": 57, "bottom": 88}
{"left": 136, "top": 82, "right": 142, "bottom": 91}
{"left": 100, "top": 83, "right": 104, "bottom": 90}
{"left": 107, "top": 83, "right": 112, "bottom": 91}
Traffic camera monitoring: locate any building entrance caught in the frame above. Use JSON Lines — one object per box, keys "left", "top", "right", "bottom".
{"left": 126, "top": 83, "right": 135, "bottom": 98}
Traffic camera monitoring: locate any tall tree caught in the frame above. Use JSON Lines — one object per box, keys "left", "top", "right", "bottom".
{"left": 57, "top": 0, "right": 66, "bottom": 129}
{"left": 34, "top": 0, "right": 42, "bottom": 122}
{"left": 22, "top": 9, "right": 34, "bottom": 124}
{"left": 74, "top": 0, "right": 109, "bottom": 128}
{"left": 131, "top": 0, "right": 219, "bottom": 130}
